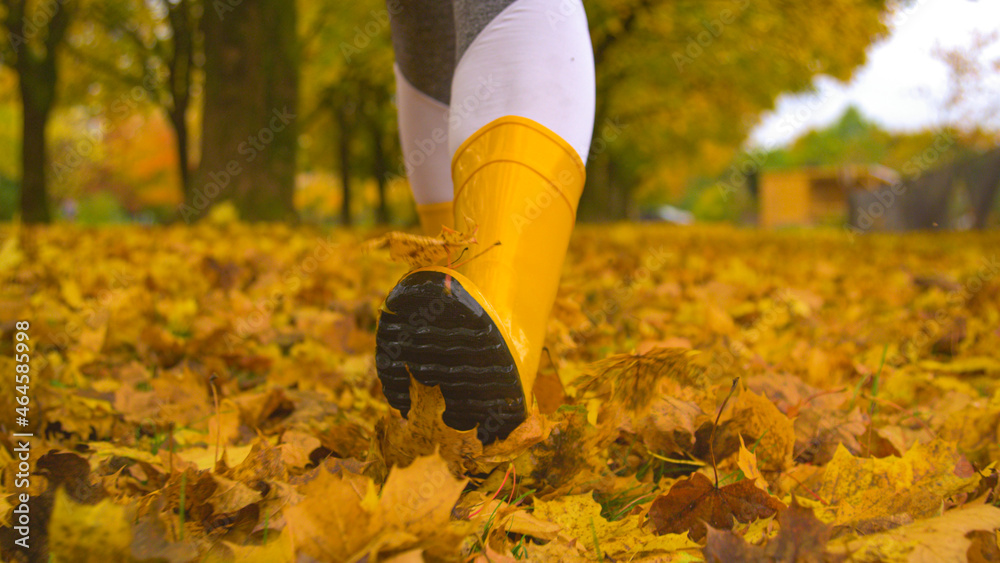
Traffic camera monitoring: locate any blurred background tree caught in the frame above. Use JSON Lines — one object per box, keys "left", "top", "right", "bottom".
{"left": 1, "top": 0, "right": 73, "bottom": 223}
{"left": 580, "top": 0, "right": 891, "bottom": 220}
{"left": 198, "top": 0, "right": 297, "bottom": 222}
{"left": 0, "top": 0, "right": 996, "bottom": 225}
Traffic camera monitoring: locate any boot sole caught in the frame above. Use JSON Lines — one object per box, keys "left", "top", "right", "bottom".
{"left": 375, "top": 270, "right": 527, "bottom": 444}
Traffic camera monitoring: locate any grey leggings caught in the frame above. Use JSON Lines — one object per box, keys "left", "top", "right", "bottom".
{"left": 389, "top": 0, "right": 517, "bottom": 105}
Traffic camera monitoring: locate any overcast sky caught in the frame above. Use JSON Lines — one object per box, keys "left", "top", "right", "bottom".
{"left": 749, "top": 0, "right": 1000, "bottom": 148}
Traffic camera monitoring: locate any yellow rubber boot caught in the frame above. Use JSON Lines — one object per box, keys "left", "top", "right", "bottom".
{"left": 450, "top": 116, "right": 584, "bottom": 394}
{"left": 416, "top": 200, "right": 454, "bottom": 236}
{"left": 376, "top": 116, "right": 584, "bottom": 443}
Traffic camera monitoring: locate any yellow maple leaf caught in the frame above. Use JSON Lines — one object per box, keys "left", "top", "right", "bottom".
{"left": 830, "top": 504, "right": 1000, "bottom": 562}
{"left": 47, "top": 489, "right": 134, "bottom": 561}
{"left": 532, "top": 493, "right": 700, "bottom": 558}
{"left": 379, "top": 452, "right": 469, "bottom": 533}
{"left": 818, "top": 440, "right": 980, "bottom": 527}
{"left": 284, "top": 463, "right": 380, "bottom": 561}
{"left": 285, "top": 451, "right": 470, "bottom": 562}
{"left": 738, "top": 434, "right": 768, "bottom": 491}
{"left": 728, "top": 390, "right": 796, "bottom": 473}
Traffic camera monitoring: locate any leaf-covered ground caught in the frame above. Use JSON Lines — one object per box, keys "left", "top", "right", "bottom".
{"left": 2, "top": 220, "right": 1000, "bottom": 562}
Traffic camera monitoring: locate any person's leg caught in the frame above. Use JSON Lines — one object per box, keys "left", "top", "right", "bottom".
{"left": 389, "top": 0, "right": 456, "bottom": 235}
{"left": 450, "top": 0, "right": 595, "bottom": 161}
{"left": 378, "top": 0, "right": 596, "bottom": 443}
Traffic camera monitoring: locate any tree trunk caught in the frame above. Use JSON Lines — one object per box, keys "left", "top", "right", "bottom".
{"left": 170, "top": 110, "right": 191, "bottom": 203}
{"left": 576, "top": 103, "right": 631, "bottom": 223}
{"left": 166, "top": 0, "right": 196, "bottom": 208}
{"left": 372, "top": 123, "right": 389, "bottom": 225}
{"left": 197, "top": 0, "right": 298, "bottom": 222}
{"left": 19, "top": 80, "right": 52, "bottom": 223}
{"left": 578, "top": 152, "right": 616, "bottom": 223}
{"left": 338, "top": 106, "right": 352, "bottom": 226}
{"left": 5, "top": 0, "right": 71, "bottom": 224}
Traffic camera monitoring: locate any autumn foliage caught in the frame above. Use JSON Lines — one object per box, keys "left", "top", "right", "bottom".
{"left": 2, "top": 221, "right": 1000, "bottom": 561}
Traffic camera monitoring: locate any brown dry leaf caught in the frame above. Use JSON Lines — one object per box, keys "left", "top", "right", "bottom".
{"left": 278, "top": 429, "right": 322, "bottom": 470}
{"left": 578, "top": 347, "right": 702, "bottom": 413}
{"left": 532, "top": 366, "right": 567, "bottom": 415}
{"left": 818, "top": 440, "right": 980, "bottom": 526}
{"left": 129, "top": 507, "right": 200, "bottom": 562}
{"left": 704, "top": 525, "right": 767, "bottom": 563}
{"left": 363, "top": 218, "right": 478, "bottom": 269}
{"left": 747, "top": 373, "right": 866, "bottom": 465}
{"left": 637, "top": 394, "right": 707, "bottom": 454}
{"left": 704, "top": 499, "right": 835, "bottom": 562}
{"left": 966, "top": 529, "right": 1000, "bottom": 562}
{"left": 226, "top": 438, "right": 290, "bottom": 484}
{"left": 525, "top": 404, "right": 621, "bottom": 494}
{"left": 203, "top": 473, "right": 262, "bottom": 515}
{"left": 766, "top": 499, "right": 837, "bottom": 562}
{"left": 36, "top": 450, "right": 106, "bottom": 504}
{"left": 649, "top": 472, "right": 786, "bottom": 541}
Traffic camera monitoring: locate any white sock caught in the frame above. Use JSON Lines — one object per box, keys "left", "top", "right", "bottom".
{"left": 394, "top": 64, "right": 454, "bottom": 205}
{"left": 448, "top": 0, "right": 596, "bottom": 163}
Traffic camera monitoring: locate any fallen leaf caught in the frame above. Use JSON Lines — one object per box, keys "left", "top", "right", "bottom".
{"left": 375, "top": 376, "right": 484, "bottom": 476}
{"left": 830, "top": 504, "right": 1000, "bottom": 562}
{"left": 363, "top": 218, "right": 478, "bottom": 269}
{"left": 649, "top": 472, "right": 786, "bottom": 541}
{"left": 728, "top": 390, "right": 797, "bottom": 472}
{"left": 379, "top": 451, "right": 468, "bottom": 533}
{"left": 285, "top": 451, "right": 469, "bottom": 562}
{"left": 533, "top": 493, "right": 700, "bottom": 557}
{"left": 533, "top": 367, "right": 567, "bottom": 415}
{"left": 766, "top": 498, "right": 837, "bottom": 562}
{"left": 578, "top": 347, "right": 702, "bottom": 413}
{"left": 704, "top": 525, "right": 766, "bottom": 563}
{"left": 704, "top": 498, "right": 837, "bottom": 562}
{"left": 283, "top": 460, "right": 378, "bottom": 561}
{"left": 48, "top": 488, "right": 133, "bottom": 562}
{"left": 129, "top": 507, "right": 199, "bottom": 562}
{"left": 738, "top": 434, "right": 767, "bottom": 491}
{"left": 818, "top": 440, "right": 980, "bottom": 526}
